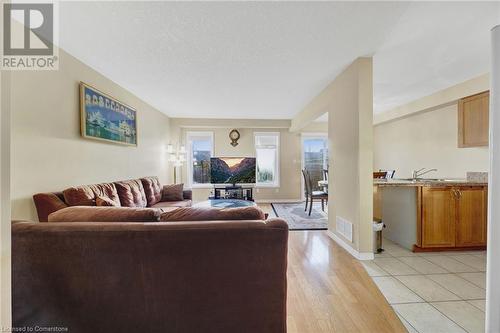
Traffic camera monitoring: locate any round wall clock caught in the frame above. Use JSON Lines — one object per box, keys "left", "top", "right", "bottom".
{"left": 229, "top": 129, "right": 240, "bottom": 147}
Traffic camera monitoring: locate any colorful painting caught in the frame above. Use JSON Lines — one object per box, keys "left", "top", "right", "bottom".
{"left": 80, "top": 82, "right": 137, "bottom": 146}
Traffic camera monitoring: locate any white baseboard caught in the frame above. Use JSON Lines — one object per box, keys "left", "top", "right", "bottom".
{"left": 255, "top": 199, "right": 302, "bottom": 204}
{"left": 326, "top": 230, "right": 374, "bottom": 261}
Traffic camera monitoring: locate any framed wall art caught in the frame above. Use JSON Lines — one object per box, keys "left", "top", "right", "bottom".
{"left": 80, "top": 82, "right": 137, "bottom": 146}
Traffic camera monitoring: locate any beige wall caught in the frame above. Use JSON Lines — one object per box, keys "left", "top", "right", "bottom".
{"left": 302, "top": 121, "right": 328, "bottom": 132}
{"left": 295, "top": 57, "right": 374, "bottom": 255}
{"left": 11, "top": 49, "right": 171, "bottom": 221}
{"left": 170, "top": 118, "right": 327, "bottom": 202}
{"left": 374, "top": 103, "right": 489, "bottom": 178}
{"left": 328, "top": 58, "right": 373, "bottom": 254}
{"left": 1, "top": 63, "right": 12, "bottom": 328}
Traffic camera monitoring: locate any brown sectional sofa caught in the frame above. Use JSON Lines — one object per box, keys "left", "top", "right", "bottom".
{"left": 12, "top": 219, "right": 288, "bottom": 333}
{"left": 24, "top": 176, "right": 288, "bottom": 332}
{"left": 33, "top": 176, "right": 192, "bottom": 222}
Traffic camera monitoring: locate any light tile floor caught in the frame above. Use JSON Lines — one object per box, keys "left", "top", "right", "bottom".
{"left": 363, "top": 239, "right": 486, "bottom": 333}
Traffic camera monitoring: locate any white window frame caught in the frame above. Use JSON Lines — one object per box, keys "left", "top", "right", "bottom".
{"left": 301, "top": 133, "right": 328, "bottom": 200}
{"left": 254, "top": 132, "right": 280, "bottom": 188}
{"left": 186, "top": 131, "right": 214, "bottom": 188}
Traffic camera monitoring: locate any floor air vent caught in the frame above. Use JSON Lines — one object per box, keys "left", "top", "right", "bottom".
{"left": 336, "top": 216, "right": 353, "bottom": 242}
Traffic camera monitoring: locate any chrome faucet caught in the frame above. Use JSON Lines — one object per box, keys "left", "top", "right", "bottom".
{"left": 412, "top": 168, "right": 438, "bottom": 179}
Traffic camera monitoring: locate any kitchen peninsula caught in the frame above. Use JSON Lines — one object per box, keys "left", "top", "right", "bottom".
{"left": 374, "top": 178, "right": 488, "bottom": 252}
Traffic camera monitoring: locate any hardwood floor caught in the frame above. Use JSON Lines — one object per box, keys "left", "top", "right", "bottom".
{"left": 258, "top": 203, "right": 406, "bottom": 332}
{"left": 286, "top": 231, "right": 406, "bottom": 332}
{"left": 258, "top": 203, "right": 277, "bottom": 218}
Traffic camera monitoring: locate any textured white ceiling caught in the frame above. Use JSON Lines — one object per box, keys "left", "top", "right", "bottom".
{"left": 59, "top": 2, "right": 500, "bottom": 118}
{"left": 373, "top": 1, "right": 500, "bottom": 113}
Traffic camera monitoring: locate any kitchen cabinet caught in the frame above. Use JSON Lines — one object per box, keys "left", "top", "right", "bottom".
{"left": 418, "top": 186, "right": 487, "bottom": 249}
{"left": 373, "top": 185, "right": 382, "bottom": 221}
{"left": 458, "top": 91, "right": 489, "bottom": 148}
{"left": 421, "top": 187, "right": 456, "bottom": 248}
{"left": 455, "top": 186, "right": 487, "bottom": 247}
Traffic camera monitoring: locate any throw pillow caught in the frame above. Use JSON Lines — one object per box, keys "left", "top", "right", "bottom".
{"left": 162, "top": 184, "right": 184, "bottom": 201}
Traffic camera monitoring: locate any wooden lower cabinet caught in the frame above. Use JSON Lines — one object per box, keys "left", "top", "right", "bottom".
{"left": 418, "top": 185, "right": 487, "bottom": 249}
{"left": 456, "top": 186, "right": 487, "bottom": 247}
{"left": 373, "top": 185, "right": 382, "bottom": 221}
{"left": 421, "top": 187, "right": 456, "bottom": 248}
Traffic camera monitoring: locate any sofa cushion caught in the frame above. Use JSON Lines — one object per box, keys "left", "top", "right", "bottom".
{"left": 33, "top": 192, "right": 69, "bottom": 222}
{"left": 162, "top": 184, "right": 184, "bottom": 201}
{"left": 151, "top": 200, "right": 192, "bottom": 209}
{"left": 96, "top": 196, "right": 119, "bottom": 207}
{"left": 140, "top": 176, "right": 162, "bottom": 206}
{"left": 114, "top": 179, "right": 148, "bottom": 207}
{"left": 48, "top": 206, "right": 161, "bottom": 222}
{"left": 63, "top": 183, "right": 121, "bottom": 207}
{"left": 153, "top": 206, "right": 180, "bottom": 214}
{"left": 182, "top": 189, "right": 192, "bottom": 200}
{"left": 160, "top": 206, "right": 266, "bottom": 222}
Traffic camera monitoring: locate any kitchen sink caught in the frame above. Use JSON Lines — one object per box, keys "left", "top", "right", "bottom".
{"left": 397, "top": 178, "right": 459, "bottom": 182}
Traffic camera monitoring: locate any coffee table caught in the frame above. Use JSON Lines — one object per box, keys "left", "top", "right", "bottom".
{"left": 193, "top": 199, "right": 256, "bottom": 209}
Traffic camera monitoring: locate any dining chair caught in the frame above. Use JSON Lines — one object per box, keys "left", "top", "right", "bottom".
{"left": 302, "top": 169, "right": 328, "bottom": 216}
{"left": 373, "top": 171, "right": 388, "bottom": 179}
{"left": 381, "top": 169, "right": 396, "bottom": 179}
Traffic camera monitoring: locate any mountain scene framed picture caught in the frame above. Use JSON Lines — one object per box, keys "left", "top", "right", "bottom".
{"left": 80, "top": 82, "right": 138, "bottom": 146}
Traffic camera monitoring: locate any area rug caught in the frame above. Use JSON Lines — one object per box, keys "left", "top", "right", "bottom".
{"left": 271, "top": 202, "right": 328, "bottom": 230}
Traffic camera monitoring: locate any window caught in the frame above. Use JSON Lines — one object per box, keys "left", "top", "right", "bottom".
{"left": 254, "top": 132, "right": 280, "bottom": 187}
{"left": 186, "top": 131, "right": 213, "bottom": 187}
{"left": 302, "top": 134, "right": 328, "bottom": 191}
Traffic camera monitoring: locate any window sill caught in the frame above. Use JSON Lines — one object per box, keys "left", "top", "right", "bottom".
{"left": 256, "top": 184, "right": 280, "bottom": 189}
{"left": 190, "top": 184, "right": 281, "bottom": 189}
{"left": 190, "top": 184, "right": 213, "bottom": 189}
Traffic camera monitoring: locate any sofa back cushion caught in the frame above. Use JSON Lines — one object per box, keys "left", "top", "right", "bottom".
{"left": 160, "top": 206, "right": 266, "bottom": 222}
{"left": 96, "top": 196, "right": 120, "bottom": 207}
{"left": 63, "top": 183, "right": 121, "bottom": 207}
{"left": 48, "top": 206, "right": 161, "bottom": 222}
{"left": 140, "top": 177, "right": 162, "bottom": 206}
{"left": 114, "top": 179, "right": 147, "bottom": 207}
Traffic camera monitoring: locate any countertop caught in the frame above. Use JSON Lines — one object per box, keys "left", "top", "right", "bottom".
{"left": 374, "top": 179, "right": 488, "bottom": 187}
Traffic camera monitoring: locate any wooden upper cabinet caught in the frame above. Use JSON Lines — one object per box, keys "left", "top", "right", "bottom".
{"left": 458, "top": 91, "right": 489, "bottom": 148}
{"left": 421, "top": 187, "right": 456, "bottom": 248}
{"left": 456, "top": 186, "right": 487, "bottom": 247}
